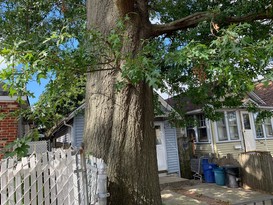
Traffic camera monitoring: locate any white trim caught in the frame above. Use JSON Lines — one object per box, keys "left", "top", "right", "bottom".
{"left": 216, "top": 140, "right": 241, "bottom": 144}
{"left": 253, "top": 114, "right": 273, "bottom": 139}
{"left": 0, "top": 96, "right": 27, "bottom": 101}
{"left": 257, "top": 106, "right": 273, "bottom": 109}
{"left": 247, "top": 91, "right": 266, "bottom": 105}
{"left": 215, "top": 111, "right": 242, "bottom": 143}
{"left": 186, "top": 109, "right": 202, "bottom": 114}
{"left": 186, "top": 114, "right": 210, "bottom": 143}
{"left": 195, "top": 142, "right": 212, "bottom": 144}
{"left": 154, "top": 121, "right": 168, "bottom": 171}
{"left": 158, "top": 95, "right": 175, "bottom": 112}
{"left": 240, "top": 111, "right": 256, "bottom": 152}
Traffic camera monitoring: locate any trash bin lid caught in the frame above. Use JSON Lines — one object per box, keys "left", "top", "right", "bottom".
{"left": 223, "top": 165, "right": 239, "bottom": 169}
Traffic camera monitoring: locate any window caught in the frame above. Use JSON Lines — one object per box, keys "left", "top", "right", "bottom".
{"left": 197, "top": 114, "right": 208, "bottom": 142}
{"left": 216, "top": 111, "right": 239, "bottom": 141}
{"left": 242, "top": 113, "right": 251, "bottom": 129}
{"left": 217, "top": 116, "right": 228, "bottom": 141}
{"left": 227, "top": 111, "right": 239, "bottom": 140}
{"left": 186, "top": 114, "right": 209, "bottom": 143}
{"left": 155, "top": 125, "right": 162, "bottom": 145}
{"left": 264, "top": 118, "right": 273, "bottom": 137}
{"left": 253, "top": 114, "right": 273, "bottom": 139}
{"left": 253, "top": 113, "right": 264, "bottom": 138}
{"left": 186, "top": 125, "right": 196, "bottom": 141}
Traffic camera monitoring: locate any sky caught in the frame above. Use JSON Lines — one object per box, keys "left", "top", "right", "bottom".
{"left": 0, "top": 14, "right": 167, "bottom": 105}
{"left": 27, "top": 79, "right": 49, "bottom": 105}
{"left": 0, "top": 58, "right": 48, "bottom": 105}
{"left": 1, "top": 56, "right": 170, "bottom": 106}
{"left": 0, "top": 15, "right": 169, "bottom": 106}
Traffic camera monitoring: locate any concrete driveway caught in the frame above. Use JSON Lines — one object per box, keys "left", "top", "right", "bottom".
{"left": 161, "top": 177, "right": 273, "bottom": 205}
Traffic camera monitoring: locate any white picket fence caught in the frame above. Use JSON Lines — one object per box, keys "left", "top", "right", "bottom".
{"left": 0, "top": 149, "right": 108, "bottom": 205}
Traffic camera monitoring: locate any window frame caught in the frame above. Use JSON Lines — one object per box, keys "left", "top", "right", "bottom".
{"left": 253, "top": 114, "right": 273, "bottom": 139}
{"left": 186, "top": 114, "right": 210, "bottom": 143}
{"left": 215, "top": 111, "right": 241, "bottom": 142}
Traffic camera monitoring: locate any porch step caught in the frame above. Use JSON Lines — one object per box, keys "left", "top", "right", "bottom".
{"left": 159, "top": 176, "right": 190, "bottom": 190}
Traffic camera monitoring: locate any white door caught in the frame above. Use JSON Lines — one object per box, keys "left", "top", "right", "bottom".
{"left": 155, "top": 124, "right": 167, "bottom": 171}
{"left": 240, "top": 111, "right": 256, "bottom": 152}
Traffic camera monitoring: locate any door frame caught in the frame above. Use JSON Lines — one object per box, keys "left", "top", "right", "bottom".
{"left": 154, "top": 122, "right": 168, "bottom": 171}
{"left": 240, "top": 111, "right": 256, "bottom": 152}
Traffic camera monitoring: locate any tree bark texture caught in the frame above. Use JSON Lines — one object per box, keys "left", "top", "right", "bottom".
{"left": 176, "top": 129, "right": 194, "bottom": 179}
{"left": 84, "top": 1, "right": 273, "bottom": 204}
{"left": 84, "top": 1, "right": 161, "bottom": 204}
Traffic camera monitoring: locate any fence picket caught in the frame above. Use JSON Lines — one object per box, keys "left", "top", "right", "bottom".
{"left": 14, "top": 160, "right": 23, "bottom": 205}
{"left": 55, "top": 150, "right": 64, "bottom": 204}
{"left": 49, "top": 151, "right": 57, "bottom": 205}
{"left": 43, "top": 152, "right": 50, "bottom": 205}
{"left": 73, "top": 152, "right": 80, "bottom": 205}
{"left": 1, "top": 157, "right": 8, "bottom": 204}
{"left": 36, "top": 154, "right": 43, "bottom": 205}
{"left": 64, "top": 150, "right": 74, "bottom": 204}
{"left": 7, "top": 158, "right": 15, "bottom": 205}
{"left": 22, "top": 157, "right": 30, "bottom": 205}
{"left": 29, "top": 155, "right": 37, "bottom": 205}
{"left": 0, "top": 149, "right": 108, "bottom": 205}
{"left": 87, "top": 155, "right": 98, "bottom": 204}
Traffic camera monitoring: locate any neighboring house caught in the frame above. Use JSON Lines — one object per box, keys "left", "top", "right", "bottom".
{"left": 47, "top": 96, "right": 181, "bottom": 176}
{"left": 167, "top": 81, "right": 273, "bottom": 159}
{"left": 0, "top": 87, "right": 30, "bottom": 159}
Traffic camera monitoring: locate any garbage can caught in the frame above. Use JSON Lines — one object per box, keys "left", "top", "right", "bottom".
{"left": 223, "top": 165, "right": 240, "bottom": 188}
{"left": 213, "top": 167, "right": 225, "bottom": 186}
{"left": 202, "top": 162, "right": 217, "bottom": 183}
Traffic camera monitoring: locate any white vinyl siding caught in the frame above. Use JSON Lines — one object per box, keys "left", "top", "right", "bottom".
{"left": 216, "top": 142, "right": 243, "bottom": 159}
{"left": 164, "top": 121, "right": 181, "bottom": 176}
{"left": 72, "top": 113, "right": 85, "bottom": 148}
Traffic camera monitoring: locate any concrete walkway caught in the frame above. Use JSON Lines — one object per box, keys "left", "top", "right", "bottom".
{"left": 159, "top": 175, "right": 190, "bottom": 190}
{"left": 183, "top": 183, "right": 273, "bottom": 204}
{"left": 161, "top": 179, "right": 273, "bottom": 205}
{"left": 161, "top": 189, "right": 208, "bottom": 205}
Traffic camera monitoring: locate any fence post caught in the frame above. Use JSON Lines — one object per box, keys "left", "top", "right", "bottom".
{"left": 97, "top": 160, "right": 109, "bottom": 205}
{"left": 80, "top": 147, "right": 89, "bottom": 205}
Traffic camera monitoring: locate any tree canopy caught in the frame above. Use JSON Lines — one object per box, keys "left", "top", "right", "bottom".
{"left": 1, "top": 1, "right": 273, "bottom": 127}
{"left": 2, "top": 1, "right": 273, "bottom": 203}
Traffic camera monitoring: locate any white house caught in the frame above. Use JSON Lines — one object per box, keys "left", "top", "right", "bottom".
{"left": 47, "top": 96, "right": 181, "bottom": 176}
{"left": 167, "top": 81, "right": 273, "bottom": 159}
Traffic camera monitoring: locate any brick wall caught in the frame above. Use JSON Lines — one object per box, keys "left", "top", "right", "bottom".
{"left": 0, "top": 101, "right": 20, "bottom": 159}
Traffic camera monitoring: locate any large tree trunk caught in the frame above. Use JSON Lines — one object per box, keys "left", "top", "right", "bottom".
{"left": 84, "top": 1, "right": 161, "bottom": 204}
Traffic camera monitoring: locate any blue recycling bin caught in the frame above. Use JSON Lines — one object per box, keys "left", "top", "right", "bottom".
{"left": 202, "top": 160, "right": 217, "bottom": 183}
{"left": 214, "top": 167, "right": 225, "bottom": 186}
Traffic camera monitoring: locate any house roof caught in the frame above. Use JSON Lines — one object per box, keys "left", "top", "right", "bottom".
{"left": 167, "top": 81, "right": 273, "bottom": 113}
{"left": 45, "top": 103, "right": 85, "bottom": 138}
{"left": 46, "top": 95, "right": 175, "bottom": 138}
{"left": 0, "top": 83, "right": 30, "bottom": 106}
{"left": 166, "top": 95, "right": 202, "bottom": 113}
{"left": 251, "top": 81, "right": 273, "bottom": 107}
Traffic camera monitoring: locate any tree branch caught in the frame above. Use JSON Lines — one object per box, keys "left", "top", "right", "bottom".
{"left": 150, "top": 11, "right": 273, "bottom": 37}
{"left": 225, "top": 13, "right": 273, "bottom": 24}
{"left": 136, "top": 0, "right": 150, "bottom": 25}
{"left": 150, "top": 12, "right": 211, "bottom": 37}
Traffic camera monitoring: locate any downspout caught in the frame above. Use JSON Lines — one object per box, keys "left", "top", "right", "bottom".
{"left": 64, "top": 120, "right": 73, "bottom": 148}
